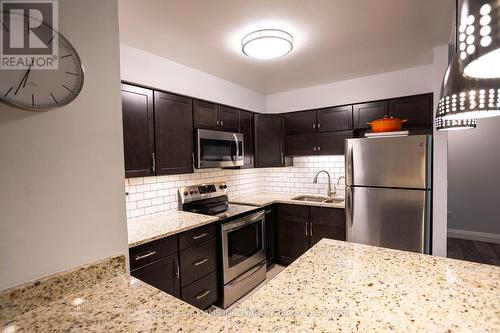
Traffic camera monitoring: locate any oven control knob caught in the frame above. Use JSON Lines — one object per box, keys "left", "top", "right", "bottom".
{"left": 183, "top": 191, "right": 188, "bottom": 196}
{"left": 189, "top": 190, "right": 194, "bottom": 195}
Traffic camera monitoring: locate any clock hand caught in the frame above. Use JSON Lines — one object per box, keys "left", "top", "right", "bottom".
{"left": 14, "top": 60, "right": 34, "bottom": 95}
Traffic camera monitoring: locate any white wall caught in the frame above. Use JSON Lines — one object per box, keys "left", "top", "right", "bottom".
{"left": 448, "top": 116, "right": 500, "bottom": 243}
{"left": 0, "top": 0, "right": 128, "bottom": 290}
{"left": 432, "top": 45, "right": 450, "bottom": 257}
{"left": 120, "top": 44, "right": 266, "bottom": 113}
{"left": 266, "top": 65, "right": 434, "bottom": 113}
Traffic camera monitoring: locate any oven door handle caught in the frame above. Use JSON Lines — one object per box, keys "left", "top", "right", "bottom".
{"left": 227, "top": 262, "right": 266, "bottom": 286}
{"left": 222, "top": 211, "right": 264, "bottom": 232}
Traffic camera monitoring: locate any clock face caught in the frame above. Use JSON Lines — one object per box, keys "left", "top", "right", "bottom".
{"left": 0, "top": 15, "right": 84, "bottom": 111}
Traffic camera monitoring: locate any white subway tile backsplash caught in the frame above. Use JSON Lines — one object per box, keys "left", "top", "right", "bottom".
{"left": 125, "top": 155, "right": 345, "bottom": 220}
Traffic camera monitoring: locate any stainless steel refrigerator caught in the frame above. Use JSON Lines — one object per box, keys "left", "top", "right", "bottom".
{"left": 345, "top": 135, "right": 432, "bottom": 254}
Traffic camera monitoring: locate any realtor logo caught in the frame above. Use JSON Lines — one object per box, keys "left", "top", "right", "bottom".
{"left": 1, "top": 0, "right": 58, "bottom": 69}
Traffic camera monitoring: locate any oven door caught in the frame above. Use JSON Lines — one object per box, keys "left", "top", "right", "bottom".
{"left": 197, "top": 129, "right": 244, "bottom": 168}
{"left": 221, "top": 211, "right": 265, "bottom": 284}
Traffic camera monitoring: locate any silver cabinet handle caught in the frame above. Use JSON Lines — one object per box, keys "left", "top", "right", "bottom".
{"left": 192, "top": 152, "right": 195, "bottom": 169}
{"left": 134, "top": 250, "right": 156, "bottom": 261}
{"left": 175, "top": 258, "right": 180, "bottom": 279}
{"left": 317, "top": 123, "right": 321, "bottom": 128}
{"left": 151, "top": 152, "right": 156, "bottom": 173}
{"left": 281, "top": 152, "right": 284, "bottom": 165}
{"left": 305, "top": 221, "right": 308, "bottom": 236}
{"left": 220, "top": 121, "right": 224, "bottom": 126}
{"left": 312, "top": 124, "right": 316, "bottom": 128}
{"left": 310, "top": 222, "right": 313, "bottom": 237}
{"left": 313, "top": 147, "right": 317, "bottom": 151}
{"left": 193, "top": 232, "right": 208, "bottom": 240}
{"left": 317, "top": 146, "right": 321, "bottom": 151}
{"left": 194, "top": 258, "right": 209, "bottom": 266}
{"left": 216, "top": 120, "right": 220, "bottom": 126}
{"left": 195, "top": 290, "right": 210, "bottom": 300}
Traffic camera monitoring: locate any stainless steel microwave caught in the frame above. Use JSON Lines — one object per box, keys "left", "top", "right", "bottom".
{"left": 196, "top": 129, "right": 244, "bottom": 168}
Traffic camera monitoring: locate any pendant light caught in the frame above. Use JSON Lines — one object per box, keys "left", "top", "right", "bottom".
{"left": 457, "top": 0, "right": 500, "bottom": 79}
{"left": 437, "top": 54, "right": 500, "bottom": 120}
{"left": 435, "top": 116, "right": 477, "bottom": 131}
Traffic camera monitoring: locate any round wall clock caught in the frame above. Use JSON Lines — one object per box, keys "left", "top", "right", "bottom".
{"left": 0, "top": 13, "right": 84, "bottom": 111}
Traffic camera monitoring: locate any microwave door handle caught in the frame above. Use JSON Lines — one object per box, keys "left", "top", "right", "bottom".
{"left": 232, "top": 133, "right": 239, "bottom": 165}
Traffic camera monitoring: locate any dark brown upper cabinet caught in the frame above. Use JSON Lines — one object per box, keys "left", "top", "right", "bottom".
{"left": 317, "top": 106, "right": 353, "bottom": 132}
{"left": 193, "top": 100, "right": 239, "bottom": 132}
{"left": 255, "top": 114, "right": 290, "bottom": 168}
{"left": 353, "top": 101, "right": 388, "bottom": 130}
{"left": 284, "top": 106, "right": 354, "bottom": 156}
{"left": 193, "top": 100, "right": 219, "bottom": 130}
{"left": 121, "top": 83, "right": 154, "bottom": 178}
{"left": 388, "top": 94, "right": 433, "bottom": 128}
{"left": 154, "top": 91, "right": 194, "bottom": 175}
{"left": 284, "top": 110, "right": 317, "bottom": 135}
{"left": 239, "top": 111, "right": 255, "bottom": 168}
{"left": 317, "top": 130, "right": 353, "bottom": 155}
{"left": 218, "top": 106, "right": 240, "bottom": 132}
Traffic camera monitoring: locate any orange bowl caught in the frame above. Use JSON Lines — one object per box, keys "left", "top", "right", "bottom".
{"left": 367, "top": 116, "right": 407, "bottom": 132}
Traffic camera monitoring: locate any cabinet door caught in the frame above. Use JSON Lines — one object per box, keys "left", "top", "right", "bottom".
{"left": 218, "top": 106, "right": 240, "bottom": 132}
{"left": 121, "top": 84, "right": 154, "bottom": 178}
{"left": 310, "top": 207, "right": 346, "bottom": 247}
{"left": 284, "top": 110, "right": 317, "bottom": 135}
{"left": 131, "top": 254, "right": 180, "bottom": 298}
{"left": 239, "top": 111, "right": 254, "bottom": 168}
{"left": 154, "top": 91, "right": 194, "bottom": 175}
{"left": 277, "top": 215, "right": 309, "bottom": 265}
{"left": 317, "top": 106, "right": 353, "bottom": 132}
{"left": 353, "top": 101, "right": 388, "bottom": 130}
{"left": 317, "top": 130, "right": 353, "bottom": 155}
{"left": 286, "top": 133, "right": 318, "bottom": 156}
{"left": 193, "top": 100, "right": 219, "bottom": 130}
{"left": 255, "top": 114, "right": 286, "bottom": 168}
{"left": 389, "top": 94, "right": 432, "bottom": 128}
{"left": 265, "top": 207, "right": 276, "bottom": 266}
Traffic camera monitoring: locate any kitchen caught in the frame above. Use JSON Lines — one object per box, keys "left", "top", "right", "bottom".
{"left": 1, "top": 0, "right": 499, "bottom": 332}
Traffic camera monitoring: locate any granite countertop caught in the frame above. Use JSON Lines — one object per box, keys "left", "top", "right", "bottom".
{"left": 1, "top": 240, "right": 499, "bottom": 332}
{"left": 127, "top": 211, "right": 219, "bottom": 247}
{"left": 230, "top": 191, "right": 346, "bottom": 209}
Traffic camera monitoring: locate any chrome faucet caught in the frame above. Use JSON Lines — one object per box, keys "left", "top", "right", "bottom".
{"left": 313, "top": 170, "right": 332, "bottom": 197}
{"left": 334, "top": 176, "right": 345, "bottom": 195}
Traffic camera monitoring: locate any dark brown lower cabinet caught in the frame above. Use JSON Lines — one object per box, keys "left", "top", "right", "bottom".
{"left": 131, "top": 254, "right": 180, "bottom": 298}
{"left": 276, "top": 204, "right": 346, "bottom": 265}
{"left": 181, "top": 271, "right": 219, "bottom": 310}
{"left": 265, "top": 206, "right": 277, "bottom": 266}
{"left": 129, "top": 224, "right": 219, "bottom": 310}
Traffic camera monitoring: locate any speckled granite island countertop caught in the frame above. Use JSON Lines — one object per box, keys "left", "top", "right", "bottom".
{"left": 230, "top": 191, "right": 345, "bottom": 209}
{"left": 2, "top": 240, "right": 499, "bottom": 332}
{"left": 127, "top": 210, "right": 219, "bottom": 247}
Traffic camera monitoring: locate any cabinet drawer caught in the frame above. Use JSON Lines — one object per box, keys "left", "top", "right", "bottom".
{"left": 130, "top": 236, "right": 178, "bottom": 270}
{"left": 277, "top": 204, "right": 309, "bottom": 218}
{"left": 180, "top": 238, "right": 217, "bottom": 287}
{"left": 181, "top": 271, "right": 218, "bottom": 310}
{"left": 179, "top": 224, "right": 217, "bottom": 251}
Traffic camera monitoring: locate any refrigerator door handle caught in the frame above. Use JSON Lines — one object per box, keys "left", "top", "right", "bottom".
{"left": 346, "top": 186, "right": 354, "bottom": 228}
{"left": 346, "top": 143, "right": 354, "bottom": 186}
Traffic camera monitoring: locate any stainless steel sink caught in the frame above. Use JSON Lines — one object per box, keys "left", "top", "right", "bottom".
{"left": 291, "top": 195, "right": 345, "bottom": 204}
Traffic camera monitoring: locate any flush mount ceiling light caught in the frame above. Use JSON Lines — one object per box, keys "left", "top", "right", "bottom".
{"left": 241, "top": 29, "right": 293, "bottom": 60}
{"left": 457, "top": 1, "right": 500, "bottom": 78}
{"left": 435, "top": 116, "right": 477, "bottom": 131}
{"left": 437, "top": 55, "right": 500, "bottom": 121}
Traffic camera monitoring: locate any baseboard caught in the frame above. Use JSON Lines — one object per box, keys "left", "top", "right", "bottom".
{"left": 448, "top": 228, "right": 500, "bottom": 244}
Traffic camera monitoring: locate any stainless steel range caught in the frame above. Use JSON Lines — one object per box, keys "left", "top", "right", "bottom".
{"left": 179, "top": 182, "right": 266, "bottom": 308}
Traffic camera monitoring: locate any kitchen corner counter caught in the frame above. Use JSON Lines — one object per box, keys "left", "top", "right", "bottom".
{"left": 230, "top": 191, "right": 345, "bottom": 209}
{"left": 127, "top": 211, "right": 219, "bottom": 247}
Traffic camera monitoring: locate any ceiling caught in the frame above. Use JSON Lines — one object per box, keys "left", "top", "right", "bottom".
{"left": 118, "top": 0, "right": 454, "bottom": 94}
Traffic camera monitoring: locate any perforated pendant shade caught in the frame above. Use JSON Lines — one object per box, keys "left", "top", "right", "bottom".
{"left": 457, "top": 0, "right": 500, "bottom": 79}
{"left": 435, "top": 116, "right": 477, "bottom": 131}
{"left": 437, "top": 55, "right": 500, "bottom": 120}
